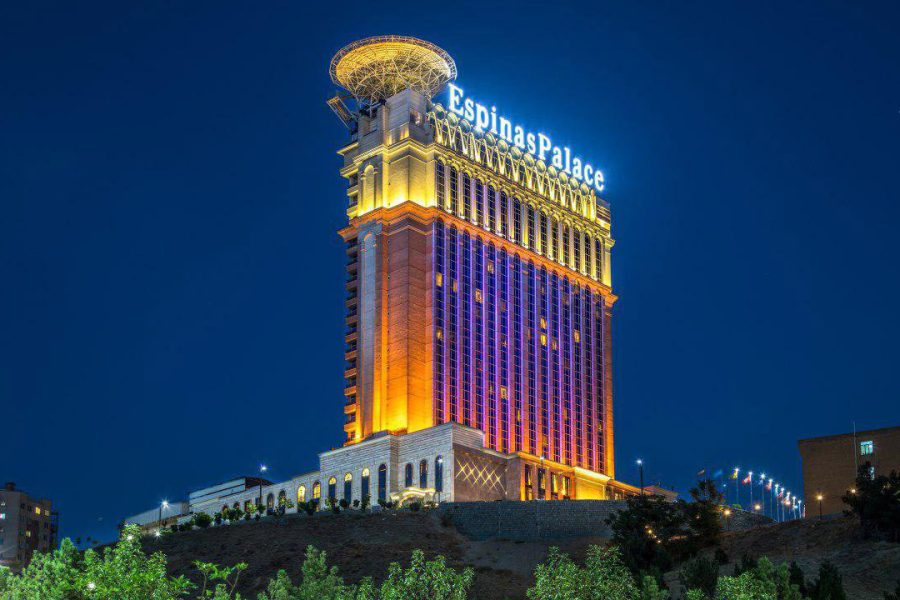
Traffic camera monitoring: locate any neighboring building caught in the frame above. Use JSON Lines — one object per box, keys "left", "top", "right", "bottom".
{"left": 123, "top": 501, "right": 190, "bottom": 535}
{"left": 124, "top": 36, "right": 641, "bottom": 525}
{"left": 0, "top": 482, "right": 58, "bottom": 572}
{"left": 798, "top": 425, "right": 900, "bottom": 517}
{"left": 643, "top": 485, "right": 679, "bottom": 502}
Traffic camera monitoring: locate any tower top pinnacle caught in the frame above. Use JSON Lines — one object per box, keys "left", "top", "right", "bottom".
{"left": 330, "top": 35, "right": 456, "bottom": 104}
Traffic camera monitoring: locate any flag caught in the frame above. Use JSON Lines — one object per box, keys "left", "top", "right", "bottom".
{"left": 778, "top": 489, "right": 784, "bottom": 498}
{"left": 765, "top": 480, "right": 772, "bottom": 491}
{"left": 742, "top": 474, "right": 752, "bottom": 485}
{"left": 730, "top": 469, "right": 739, "bottom": 480}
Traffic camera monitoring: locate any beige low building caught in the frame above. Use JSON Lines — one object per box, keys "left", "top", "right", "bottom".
{"left": 798, "top": 425, "right": 900, "bottom": 517}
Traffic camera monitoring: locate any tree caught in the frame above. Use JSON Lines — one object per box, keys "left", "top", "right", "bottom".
{"left": 679, "top": 555, "right": 718, "bottom": 599}
{"left": 606, "top": 495, "right": 687, "bottom": 576}
{"left": 379, "top": 549, "right": 473, "bottom": 600}
{"left": 808, "top": 561, "right": 846, "bottom": 600}
{"left": 639, "top": 575, "right": 670, "bottom": 600}
{"left": 527, "top": 545, "right": 638, "bottom": 600}
{"left": 842, "top": 462, "right": 900, "bottom": 542}
{"left": 789, "top": 561, "right": 808, "bottom": 597}
{"left": 682, "top": 480, "right": 724, "bottom": 552}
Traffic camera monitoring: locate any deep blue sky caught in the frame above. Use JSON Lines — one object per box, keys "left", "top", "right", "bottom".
{"left": 2, "top": 1, "right": 898, "bottom": 542}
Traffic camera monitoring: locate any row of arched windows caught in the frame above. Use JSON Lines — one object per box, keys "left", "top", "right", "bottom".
{"left": 403, "top": 457, "right": 444, "bottom": 492}
{"left": 216, "top": 458, "right": 445, "bottom": 515}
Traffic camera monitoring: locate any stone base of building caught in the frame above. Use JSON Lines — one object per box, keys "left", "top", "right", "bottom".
{"left": 190, "top": 422, "right": 639, "bottom": 517}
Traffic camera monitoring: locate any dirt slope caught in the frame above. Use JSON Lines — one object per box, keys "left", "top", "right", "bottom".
{"left": 145, "top": 511, "right": 900, "bottom": 599}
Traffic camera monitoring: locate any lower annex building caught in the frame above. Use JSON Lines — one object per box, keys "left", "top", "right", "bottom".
{"left": 126, "top": 35, "right": 640, "bottom": 530}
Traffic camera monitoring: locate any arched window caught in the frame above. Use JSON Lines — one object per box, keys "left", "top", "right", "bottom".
{"left": 266, "top": 493, "right": 275, "bottom": 510}
{"left": 435, "top": 456, "right": 444, "bottom": 493}
{"left": 297, "top": 485, "right": 307, "bottom": 503}
{"left": 419, "top": 459, "right": 428, "bottom": 488}
{"left": 244, "top": 500, "right": 252, "bottom": 512}
{"left": 361, "top": 468, "right": 370, "bottom": 501}
{"left": 328, "top": 477, "right": 337, "bottom": 501}
{"left": 378, "top": 464, "right": 387, "bottom": 502}
{"left": 278, "top": 490, "right": 286, "bottom": 507}
{"left": 312, "top": 481, "right": 321, "bottom": 501}
{"left": 404, "top": 463, "right": 413, "bottom": 487}
{"left": 343, "top": 473, "right": 353, "bottom": 503}
{"left": 233, "top": 502, "right": 239, "bottom": 510}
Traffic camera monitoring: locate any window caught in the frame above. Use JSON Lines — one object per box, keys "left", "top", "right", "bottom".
{"left": 312, "top": 481, "right": 321, "bottom": 501}
{"left": 361, "top": 468, "right": 370, "bottom": 501}
{"left": 378, "top": 464, "right": 387, "bottom": 502}
{"left": 34, "top": 507, "right": 41, "bottom": 516}
{"left": 0, "top": 513, "right": 4, "bottom": 520}
{"left": 860, "top": 440, "right": 874, "bottom": 455}
{"left": 435, "top": 457, "right": 443, "bottom": 493}
{"left": 868, "top": 465, "right": 876, "bottom": 479}
{"left": 266, "top": 493, "right": 275, "bottom": 510}
{"left": 405, "top": 463, "right": 414, "bottom": 487}
{"left": 343, "top": 473, "right": 353, "bottom": 502}
{"left": 420, "top": 459, "right": 428, "bottom": 488}
{"left": 297, "top": 485, "right": 306, "bottom": 503}
{"left": 278, "top": 490, "right": 286, "bottom": 507}
{"left": 328, "top": 477, "right": 337, "bottom": 501}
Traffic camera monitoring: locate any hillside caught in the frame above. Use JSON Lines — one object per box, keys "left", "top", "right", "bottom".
{"left": 144, "top": 510, "right": 900, "bottom": 599}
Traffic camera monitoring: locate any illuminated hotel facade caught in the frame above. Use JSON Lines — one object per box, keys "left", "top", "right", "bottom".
{"left": 331, "top": 36, "right": 635, "bottom": 502}
{"left": 124, "top": 37, "right": 637, "bottom": 527}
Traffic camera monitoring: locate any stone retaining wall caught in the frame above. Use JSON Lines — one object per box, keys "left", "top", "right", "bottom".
{"left": 438, "top": 501, "right": 772, "bottom": 541}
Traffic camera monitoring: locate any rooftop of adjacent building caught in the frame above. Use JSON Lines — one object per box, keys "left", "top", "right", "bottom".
{"left": 798, "top": 424, "right": 900, "bottom": 446}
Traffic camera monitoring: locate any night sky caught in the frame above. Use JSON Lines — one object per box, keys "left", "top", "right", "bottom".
{"left": 2, "top": 1, "right": 898, "bottom": 543}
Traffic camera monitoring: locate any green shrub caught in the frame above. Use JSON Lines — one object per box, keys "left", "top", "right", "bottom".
{"left": 194, "top": 513, "right": 213, "bottom": 529}
{"left": 0, "top": 525, "right": 194, "bottom": 599}
{"left": 527, "top": 545, "right": 638, "bottom": 600}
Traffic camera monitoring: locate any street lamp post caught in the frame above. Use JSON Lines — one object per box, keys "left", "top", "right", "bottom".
{"left": 637, "top": 459, "right": 644, "bottom": 496}
{"left": 817, "top": 494, "right": 823, "bottom": 520}
{"left": 158, "top": 500, "right": 169, "bottom": 534}
{"left": 259, "top": 465, "right": 268, "bottom": 513}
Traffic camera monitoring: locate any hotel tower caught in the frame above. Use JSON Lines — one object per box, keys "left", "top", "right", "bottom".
{"left": 125, "top": 37, "right": 638, "bottom": 527}
{"left": 328, "top": 36, "right": 635, "bottom": 502}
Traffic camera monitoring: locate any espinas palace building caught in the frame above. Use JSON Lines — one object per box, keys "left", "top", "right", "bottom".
{"left": 126, "top": 36, "right": 636, "bottom": 528}
{"left": 330, "top": 36, "right": 633, "bottom": 502}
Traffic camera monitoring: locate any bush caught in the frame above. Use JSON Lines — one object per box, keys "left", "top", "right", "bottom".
{"left": 301, "top": 500, "right": 316, "bottom": 516}
{"left": 408, "top": 501, "right": 421, "bottom": 512}
{"left": 680, "top": 555, "right": 718, "bottom": 599}
{"left": 339, "top": 499, "right": 349, "bottom": 509}
{"left": 808, "top": 561, "right": 846, "bottom": 600}
{"left": 639, "top": 575, "right": 670, "bottom": 600}
{"left": 214, "top": 512, "right": 223, "bottom": 526}
{"left": 732, "top": 554, "right": 757, "bottom": 577}
{"left": 361, "top": 495, "right": 370, "bottom": 511}
{"left": 194, "top": 513, "right": 213, "bottom": 529}
{"left": 842, "top": 462, "right": 900, "bottom": 542}
{"left": 527, "top": 545, "right": 638, "bottom": 600}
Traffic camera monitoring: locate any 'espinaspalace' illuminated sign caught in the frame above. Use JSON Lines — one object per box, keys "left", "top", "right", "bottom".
{"left": 447, "top": 83, "right": 605, "bottom": 193}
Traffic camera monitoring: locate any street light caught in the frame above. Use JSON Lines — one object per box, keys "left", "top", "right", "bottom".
{"left": 723, "top": 508, "right": 731, "bottom": 531}
{"left": 636, "top": 459, "right": 644, "bottom": 496}
{"left": 753, "top": 503, "right": 761, "bottom": 512}
{"left": 158, "top": 500, "right": 169, "bottom": 534}
{"left": 817, "top": 494, "right": 823, "bottom": 520}
{"left": 259, "top": 465, "right": 268, "bottom": 513}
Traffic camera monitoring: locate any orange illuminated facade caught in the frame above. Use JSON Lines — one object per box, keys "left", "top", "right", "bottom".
{"left": 331, "top": 36, "right": 630, "bottom": 500}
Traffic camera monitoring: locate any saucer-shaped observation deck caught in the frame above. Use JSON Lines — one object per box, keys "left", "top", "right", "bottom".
{"left": 330, "top": 36, "right": 457, "bottom": 104}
